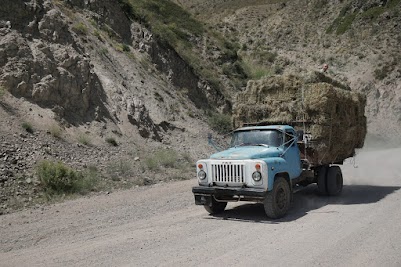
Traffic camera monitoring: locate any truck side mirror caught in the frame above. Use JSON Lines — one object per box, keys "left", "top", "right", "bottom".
{"left": 297, "top": 130, "right": 304, "bottom": 141}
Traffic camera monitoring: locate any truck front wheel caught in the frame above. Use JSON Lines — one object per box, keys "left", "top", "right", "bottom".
{"left": 204, "top": 198, "right": 227, "bottom": 214}
{"left": 264, "top": 177, "right": 291, "bottom": 219}
{"left": 326, "top": 166, "right": 343, "bottom": 196}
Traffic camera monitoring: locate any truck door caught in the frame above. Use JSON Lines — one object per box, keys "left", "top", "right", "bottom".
{"left": 283, "top": 130, "right": 302, "bottom": 178}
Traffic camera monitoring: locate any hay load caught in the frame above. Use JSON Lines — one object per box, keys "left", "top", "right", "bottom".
{"left": 233, "top": 72, "right": 367, "bottom": 165}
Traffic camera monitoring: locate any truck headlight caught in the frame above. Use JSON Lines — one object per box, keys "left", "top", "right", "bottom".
{"left": 252, "top": 171, "right": 262, "bottom": 182}
{"left": 198, "top": 170, "right": 207, "bottom": 180}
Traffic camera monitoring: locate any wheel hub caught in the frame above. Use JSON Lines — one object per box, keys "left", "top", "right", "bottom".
{"left": 276, "top": 188, "right": 286, "bottom": 209}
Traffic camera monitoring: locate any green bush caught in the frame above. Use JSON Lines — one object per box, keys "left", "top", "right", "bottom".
{"left": 22, "top": 122, "right": 34, "bottom": 134}
{"left": 122, "top": 44, "right": 130, "bottom": 52}
{"left": 106, "top": 137, "right": 118, "bottom": 146}
{"left": 144, "top": 157, "right": 158, "bottom": 171}
{"left": 37, "top": 161, "right": 97, "bottom": 195}
{"left": 78, "top": 133, "right": 91, "bottom": 146}
{"left": 99, "top": 48, "right": 108, "bottom": 55}
{"left": 326, "top": 3, "right": 355, "bottom": 35}
{"left": 336, "top": 13, "right": 357, "bottom": 34}
{"left": 361, "top": 6, "right": 385, "bottom": 19}
{"left": 144, "top": 149, "right": 178, "bottom": 171}
{"left": 72, "top": 22, "right": 88, "bottom": 35}
{"left": 94, "top": 30, "right": 102, "bottom": 41}
{"left": 387, "top": 0, "right": 401, "bottom": 9}
{"left": 49, "top": 124, "right": 62, "bottom": 138}
{"left": 208, "top": 112, "right": 232, "bottom": 134}
{"left": 0, "top": 86, "right": 6, "bottom": 98}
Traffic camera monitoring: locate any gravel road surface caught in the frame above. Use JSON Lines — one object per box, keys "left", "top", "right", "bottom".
{"left": 1, "top": 148, "right": 401, "bottom": 266}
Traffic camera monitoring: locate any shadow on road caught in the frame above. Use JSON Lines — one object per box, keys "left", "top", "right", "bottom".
{"left": 206, "top": 185, "right": 401, "bottom": 223}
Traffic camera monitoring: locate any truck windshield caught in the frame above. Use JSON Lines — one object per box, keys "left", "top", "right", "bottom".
{"left": 231, "top": 130, "right": 283, "bottom": 147}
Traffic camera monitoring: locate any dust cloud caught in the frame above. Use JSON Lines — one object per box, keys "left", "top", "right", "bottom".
{"left": 341, "top": 136, "right": 401, "bottom": 186}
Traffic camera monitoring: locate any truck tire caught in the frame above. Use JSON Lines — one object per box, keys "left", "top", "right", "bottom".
{"left": 204, "top": 198, "right": 227, "bottom": 214}
{"left": 326, "top": 166, "right": 343, "bottom": 196}
{"left": 317, "top": 165, "right": 328, "bottom": 195}
{"left": 264, "top": 177, "right": 291, "bottom": 219}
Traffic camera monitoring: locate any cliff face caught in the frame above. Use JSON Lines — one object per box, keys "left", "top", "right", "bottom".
{"left": 0, "top": 0, "right": 108, "bottom": 123}
{"left": 0, "top": 0, "right": 230, "bottom": 124}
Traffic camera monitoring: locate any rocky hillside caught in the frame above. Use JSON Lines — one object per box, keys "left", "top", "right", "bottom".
{"left": 175, "top": 0, "right": 401, "bottom": 144}
{"left": 0, "top": 0, "right": 238, "bottom": 214}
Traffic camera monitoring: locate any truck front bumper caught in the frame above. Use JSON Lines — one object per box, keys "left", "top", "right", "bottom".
{"left": 192, "top": 186, "right": 267, "bottom": 205}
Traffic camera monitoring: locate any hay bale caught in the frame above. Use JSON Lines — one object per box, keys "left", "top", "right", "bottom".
{"left": 233, "top": 73, "right": 367, "bottom": 165}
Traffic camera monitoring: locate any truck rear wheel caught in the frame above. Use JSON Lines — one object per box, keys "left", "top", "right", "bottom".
{"left": 264, "top": 177, "right": 291, "bottom": 219}
{"left": 317, "top": 165, "right": 328, "bottom": 195}
{"left": 204, "top": 198, "right": 227, "bottom": 214}
{"left": 326, "top": 166, "right": 343, "bottom": 196}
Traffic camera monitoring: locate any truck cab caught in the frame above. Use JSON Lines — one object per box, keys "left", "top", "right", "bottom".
{"left": 192, "top": 125, "right": 343, "bottom": 219}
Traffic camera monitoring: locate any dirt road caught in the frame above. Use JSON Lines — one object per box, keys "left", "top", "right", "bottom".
{"left": 1, "top": 148, "right": 401, "bottom": 266}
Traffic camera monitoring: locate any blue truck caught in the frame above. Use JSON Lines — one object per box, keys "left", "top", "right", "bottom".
{"left": 192, "top": 124, "right": 344, "bottom": 219}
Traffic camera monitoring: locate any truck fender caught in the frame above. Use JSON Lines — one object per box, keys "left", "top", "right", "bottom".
{"left": 268, "top": 172, "right": 293, "bottom": 202}
{"left": 269, "top": 172, "right": 291, "bottom": 191}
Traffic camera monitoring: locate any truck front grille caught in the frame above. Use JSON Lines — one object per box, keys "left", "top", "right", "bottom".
{"left": 211, "top": 163, "right": 245, "bottom": 184}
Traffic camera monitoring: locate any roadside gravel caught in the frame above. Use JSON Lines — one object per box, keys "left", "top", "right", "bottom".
{"left": 1, "top": 148, "right": 401, "bottom": 266}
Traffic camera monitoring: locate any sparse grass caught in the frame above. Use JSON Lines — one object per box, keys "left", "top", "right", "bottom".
{"left": 314, "top": 0, "right": 328, "bottom": 10}
{"left": 374, "top": 64, "right": 395, "bottom": 80}
{"left": 106, "top": 160, "right": 132, "bottom": 181}
{"left": 106, "top": 137, "right": 118, "bottom": 146}
{"left": 258, "top": 50, "right": 277, "bottom": 63}
{"left": 330, "top": 13, "right": 356, "bottom": 35}
{"left": 144, "top": 149, "right": 178, "bottom": 171}
{"left": 0, "top": 86, "right": 6, "bottom": 98}
{"left": 361, "top": 6, "right": 385, "bottom": 20}
{"left": 182, "top": 152, "right": 193, "bottom": 165}
{"left": 122, "top": 44, "right": 130, "bottom": 52}
{"left": 101, "top": 24, "right": 117, "bottom": 38}
{"left": 49, "top": 124, "right": 62, "bottom": 138}
{"left": 241, "top": 58, "right": 272, "bottom": 79}
{"left": 94, "top": 30, "right": 102, "bottom": 41}
{"left": 169, "top": 103, "right": 180, "bottom": 114}
{"left": 78, "top": 133, "right": 91, "bottom": 146}
{"left": 21, "top": 122, "right": 34, "bottom": 134}
{"left": 72, "top": 22, "right": 88, "bottom": 35}
{"left": 208, "top": 112, "right": 232, "bottom": 134}
{"left": 253, "top": 68, "right": 272, "bottom": 79}
{"left": 387, "top": 0, "right": 401, "bottom": 8}
{"left": 327, "top": 0, "right": 401, "bottom": 34}
{"left": 99, "top": 48, "right": 108, "bottom": 55}
{"left": 37, "top": 160, "right": 97, "bottom": 195}
{"left": 89, "top": 18, "right": 97, "bottom": 27}
{"left": 115, "top": 43, "right": 130, "bottom": 52}
{"left": 120, "top": 0, "right": 248, "bottom": 99}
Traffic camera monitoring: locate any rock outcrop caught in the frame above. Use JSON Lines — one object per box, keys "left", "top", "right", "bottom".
{"left": 0, "top": 0, "right": 108, "bottom": 124}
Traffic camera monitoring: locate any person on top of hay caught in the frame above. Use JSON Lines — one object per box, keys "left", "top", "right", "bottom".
{"left": 320, "top": 63, "right": 329, "bottom": 73}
